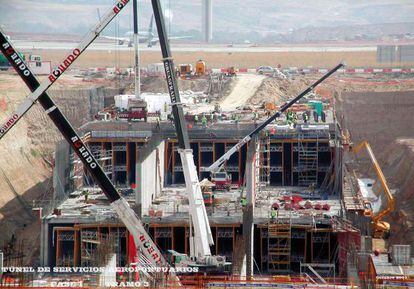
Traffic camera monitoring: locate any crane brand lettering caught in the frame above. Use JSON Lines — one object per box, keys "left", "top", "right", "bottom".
{"left": 114, "top": 0, "right": 129, "bottom": 13}
{"left": 1, "top": 42, "right": 31, "bottom": 77}
{"left": 71, "top": 136, "right": 97, "bottom": 169}
{"left": 48, "top": 49, "right": 80, "bottom": 82}
{"left": 0, "top": 114, "right": 19, "bottom": 135}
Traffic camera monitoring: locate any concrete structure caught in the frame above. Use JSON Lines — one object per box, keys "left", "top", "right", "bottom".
{"left": 377, "top": 45, "right": 397, "bottom": 63}
{"left": 377, "top": 44, "right": 414, "bottom": 63}
{"left": 365, "top": 249, "right": 414, "bottom": 287}
{"left": 41, "top": 103, "right": 361, "bottom": 278}
{"left": 136, "top": 138, "right": 165, "bottom": 216}
{"left": 202, "top": 0, "right": 213, "bottom": 43}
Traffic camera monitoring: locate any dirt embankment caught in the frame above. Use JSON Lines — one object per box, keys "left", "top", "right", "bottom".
{"left": 249, "top": 76, "right": 312, "bottom": 106}
{"left": 381, "top": 139, "right": 414, "bottom": 246}
{"left": 336, "top": 88, "right": 414, "bottom": 246}
{"left": 126, "top": 76, "right": 209, "bottom": 94}
{"left": 336, "top": 90, "right": 414, "bottom": 152}
{"left": 0, "top": 73, "right": 118, "bottom": 262}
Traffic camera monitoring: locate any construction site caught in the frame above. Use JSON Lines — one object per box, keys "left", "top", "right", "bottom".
{"left": 1, "top": 0, "right": 414, "bottom": 288}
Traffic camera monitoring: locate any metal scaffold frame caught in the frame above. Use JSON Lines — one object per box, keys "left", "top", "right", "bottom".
{"left": 259, "top": 135, "right": 271, "bottom": 188}
{"left": 297, "top": 133, "right": 319, "bottom": 186}
{"left": 267, "top": 219, "right": 292, "bottom": 274}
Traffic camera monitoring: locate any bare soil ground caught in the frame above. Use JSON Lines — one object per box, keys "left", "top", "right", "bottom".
{"left": 33, "top": 50, "right": 407, "bottom": 69}
{"left": 137, "top": 76, "right": 209, "bottom": 94}
{"left": 381, "top": 139, "right": 414, "bottom": 246}
{"left": 220, "top": 74, "right": 265, "bottom": 110}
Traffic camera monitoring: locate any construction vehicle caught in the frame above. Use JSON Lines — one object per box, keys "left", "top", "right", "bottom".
{"left": 117, "top": 98, "right": 148, "bottom": 121}
{"left": 117, "top": 106, "right": 147, "bottom": 121}
{"left": 351, "top": 141, "right": 394, "bottom": 239}
{"left": 152, "top": 0, "right": 229, "bottom": 271}
{"left": 178, "top": 60, "right": 207, "bottom": 79}
{"left": 207, "top": 62, "right": 344, "bottom": 175}
{"left": 202, "top": 191, "right": 214, "bottom": 206}
{"left": 0, "top": 51, "right": 25, "bottom": 70}
{"left": 211, "top": 171, "right": 232, "bottom": 191}
{"left": 200, "top": 179, "right": 215, "bottom": 206}
{"left": 225, "top": 66, "right": 237, "bottom": 77}
{"left": 178, "top": 63, "right": 193, "bottom": 79}
{"left": 195, "top": 59, "right": 207, "bottom": 76}
{"left": 307, "top": 100, "right": 326, "bottom": 123}
{"left": 0, "top": 2, "right": 174, "bottom": 284}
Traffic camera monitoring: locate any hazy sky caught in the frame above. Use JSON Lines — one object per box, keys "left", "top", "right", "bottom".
{"left": 0, "top": 0, "right": 413, "bottom": 36}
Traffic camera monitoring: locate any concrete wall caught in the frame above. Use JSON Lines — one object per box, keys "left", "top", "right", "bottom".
{"left": 53, "top": 141, "right": 71, "bottom": 201}
{"left": 40, "top": 218, "right": 50, "bottom": 267}
{"left": 136, "top": 139, "right": 165, "bottom": 216}
{"left": 377, "top": 45, "right": 397, "bottom": 63}
{"left": 398, "top": 45, "right": 414, "bottom": 62}
{"left": 377, "top": 45, "right": 414, "bottom": 63}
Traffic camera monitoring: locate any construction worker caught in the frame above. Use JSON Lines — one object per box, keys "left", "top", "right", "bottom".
{"left": 168, "top": 114, "right": 174, "bottom": 124}
{"left": 303, "top": 111, "right": 309, "bottom": 124}
{"left": 270, "top": 208, "right": 277, "bottom": 221}
{"left": 286, "top": 110, "right": 297, "bottom": 128}
{"left": 240, "top": 197, "right": 247, "bottom": 207}
{"left": 234, "top": 115, "right": 240, "bottom": 125}
{"left": 82, "top": 189, "right": 90, "bottom": 201}
{"left": 194, "top": 114, "right": 199, "bottom": 125}
{"left": 201, "top": 114, "right": 208, "bottom": 127}
{"left": 253, "top": 111, "right": 258, "bottom": 126}
{"left": 156, "top": 116, "right": 161, "bottom": 131}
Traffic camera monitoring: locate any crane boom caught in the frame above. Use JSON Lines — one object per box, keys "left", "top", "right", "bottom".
{"left": 151, "top": 0, "right": 213, "bottom": 258}
{"left": 0, "top": 16, "right": 168, "bottom": 271}
{"left": 0, "top": 0, "right": 129, "bottom": 140}
{"left": 352, "top": 141, "right": 395, "bottom": 227}
{"left": 207, "top": 62, "right": 344, "bottom": 173}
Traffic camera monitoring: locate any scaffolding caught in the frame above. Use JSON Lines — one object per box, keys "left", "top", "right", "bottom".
{"left": 80, "top": 230, "right": 118, "bottom": 267}
{"left": 298, "top": 133, "right": 319, "bottom": 186}
{"left": 259, "top": 136, "right": 271, "bottom": 187}
{"left": 267, "top": 219, "right": 292, "bottom": 274}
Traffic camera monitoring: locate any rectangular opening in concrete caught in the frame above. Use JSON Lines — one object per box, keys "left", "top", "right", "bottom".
{"left": 128, "top": 143, "right": 136, "bottom": 185}
{"left": 215, "top": 143, "right": 225, "bottom": 161}
{"left": 173, "top": 227, "right": 187, "bottom": 254}
{"left": 270, "top": 143, "right": 283, "bottom": 185}
{"left": 291, "top": 228, "right": 306, "bottom": 272}
{"left": 283, "top": 143, "right": 292, "bottom": 186}
{"left": 166, "top": 142, "right": 173, "bottom": 185}
{"left": 216, "top": 227, "right": 234, "bottom": 262}
{"left": 155, "top": 227, "right": 172, "bottom": 254}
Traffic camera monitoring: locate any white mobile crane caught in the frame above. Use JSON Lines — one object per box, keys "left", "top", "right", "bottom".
{"left": 0, "top": 0, "right": 173, "bottom": 282}
{"left": 151, "top": 0, "right": 227, "bottom": 270}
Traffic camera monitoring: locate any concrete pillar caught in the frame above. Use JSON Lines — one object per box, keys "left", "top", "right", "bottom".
{"left": 136, "top": 140, "right": 165, "bottom": 216}
{"left": 202, "top": 0, "right": 213, "bottom": 43}
{"left": 40, "top": 218, "right": 49, "bottom": 266}
{"left": 242, "top": 138, "right": 258, "bottom": 279}
{"left": 99, "top": 254, "right": 117, "bottom": 287}
{"left": 53, "top": 141, "right": 70, "bottom": 200}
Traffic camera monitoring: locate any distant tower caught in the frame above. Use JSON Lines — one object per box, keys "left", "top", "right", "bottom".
{"left": 202, "top": 0, "right": 213, "bottom": 43}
